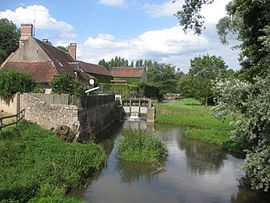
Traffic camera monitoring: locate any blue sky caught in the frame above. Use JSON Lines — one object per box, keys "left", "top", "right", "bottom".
{"left": 0, "top": 0, "right": 240, "bottom": 72}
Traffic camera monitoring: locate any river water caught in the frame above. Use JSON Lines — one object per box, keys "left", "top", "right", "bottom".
{"left": 70, "top": 120, "right": 270, "bottom": 203}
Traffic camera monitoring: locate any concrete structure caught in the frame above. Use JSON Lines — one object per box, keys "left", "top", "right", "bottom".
{"left": 121, "top": 98, "right": 155, "bottom": 122}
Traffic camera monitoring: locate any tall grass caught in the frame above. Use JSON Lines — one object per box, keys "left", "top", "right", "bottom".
{"left": 117, "top": 129, "right": 167, "bottom": 162}
{"left": 0, "top": 121, "right": 106, "bottom": 202}
{"left": 155, "top": 98, "right": 237, "bottom": 149}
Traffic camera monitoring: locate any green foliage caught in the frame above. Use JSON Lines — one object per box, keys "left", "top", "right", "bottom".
{"left": 113, "top": 77, "right": 141, "bottom": 84}
{"left": 51, "top": 74, "right": 85, "bottom": 96}
{"left": 213, "top": 76, "right": 270, "bottom": 191}
{"left": 92, "top": 74, "right": 112, "bottom": 83}
{"left": 155, "top": 98, "right": 234, "bottom": 148}
{"left": 0, "top": 69, "right": 34, "bottom": 99}
{"left": 0, "top": 18, "right": 20, "bottom": 60}
{"left": 0, "top": 121, "right": 106, "bottom": 202}
{"left": 147, "top": 63, "right": 178, "bottom": 94}
{"left": 139, "top": 83, "right": 161, "bottom": 99}
{"left": 56, "top": 46, "right": 68, "bottom": 53}
{"left": 175, "top": 0, "right": 214, "bottom": 34}
{"left": 177, "top": 55, "right": 229, "bottom": 104}
{"left": 99, "top": 83, "right": 138, "bottom": 98}
{"left": 29, "top": 196, "right": 85, "bottom": 203}
{"left": 0, "top": 48, "right": 7, "bottom": 65}
{"left": 177, "top": 0, "right": 270, "bottom": 80}
{"left": 117, "top": 130, "right": 167, "bottom": 162}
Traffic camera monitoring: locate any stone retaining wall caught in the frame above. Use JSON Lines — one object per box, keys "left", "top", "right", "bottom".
{"left": 21, "top": 93, "right": 79, "bottom": 129}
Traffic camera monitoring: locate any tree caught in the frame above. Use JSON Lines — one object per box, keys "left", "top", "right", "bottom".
{"left": 147, "top": 63, "right": 178, "bottom": 94}
{"left": 51, "top": 74, "right": 85, "bottom": 96}
{"left": 213, "top": 77, "right": 270, "bottom": 191}
{"left": 176, "top": 0, "right": 270, "bottom": 80}
{"left": 174, "top": 0, "right": 214, "bottom": 34}
{"left": 56, "top": 46, "right": 68, "bottom": 53}
{"left": 178, "top": 55, "right": 228, "bottom": 105}
{"left": 0, "top": 18, "right": 20, "bottom": 64}
{"left": 0, "top": 70, "right": 34, "bottom": 99}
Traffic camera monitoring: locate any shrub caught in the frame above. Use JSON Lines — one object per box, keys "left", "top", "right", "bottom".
{"left": 139, "top": 83, "right": 161, "bottom": 99}
{"left": 0, "top": 121, "right": 106, "bottom": 202}
{"left": 117, "top": 130, "right": 167, "bottom": 162}
{"left": 0, "top": 69, "right": 34, "bottom": 99}
{"left": 51, "top": 74, "right": 85, "bottom": 96}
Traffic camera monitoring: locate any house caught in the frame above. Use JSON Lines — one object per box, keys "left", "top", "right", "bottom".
{"left": 111, "top": 67, "right": 147, "bottom": 84}
{"left": 0, "top": 24, "right": 110, "bottom": 87}
{"left": 78, "top": 61, "right": 112, "bottom": 83}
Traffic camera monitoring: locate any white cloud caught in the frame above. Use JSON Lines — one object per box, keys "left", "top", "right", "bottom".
{"left": 0, "top": 5, "right": 75, "bottom": 42}
{"left": 99, "top": 0, "right": 125, "bottom": 7}
{"left": 77, "top": 25, "right": 240, "bottom": 73}
{"left": 143, "top": 0, "right": 183, "bottom": 18}
{"left": 143, "top": 0, "right": 229, "bottom": 24}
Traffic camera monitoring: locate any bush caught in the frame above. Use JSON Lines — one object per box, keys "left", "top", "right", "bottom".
{"left": 99, "top": 83, "right": 139, "bottom": 98}
{"left": 0, "top": 121, "right": 106, "bottom": 202}
{"left": 0, "top": 69, "right": 34, "bottom": 99}
{"left": 117, "top": 130, "right": 167, "bottom": 162}
{"left": 140, "top": 83, "right": 161, "bottom": 99}
{"left": 51, "top": 74, "right": 85, "bottom": 96}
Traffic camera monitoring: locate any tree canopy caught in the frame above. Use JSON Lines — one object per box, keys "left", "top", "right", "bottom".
{"left": 0, "top": 18, "right": 20, "bottom": 64}
{"left": 176, "top": 0, "right": 270, "bottom": 191}
{"left": 177, "top": 55, "right": 230, "bottom": 105}
{"left": 176, "top": 0, "right": 270, "bottom": 80}
{"left": 51, "top": 74, "right": 85, "bottom": 96}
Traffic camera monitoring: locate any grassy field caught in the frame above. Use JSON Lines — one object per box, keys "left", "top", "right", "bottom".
{"left": 155, "top": 98, "right": 238, "bottom": 149}
{"left": 0, "top": 121, "right": 106, "bottom": 203}
{"left": 117, "top": 129, "right": 167, "bottom": 162}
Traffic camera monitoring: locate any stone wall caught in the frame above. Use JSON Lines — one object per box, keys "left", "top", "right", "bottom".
{"left": 1, "top": 93, "right": 122, "bottom": 139}
{"left": 21, "top": 93, "right": 79, "bottom": 129}
{"left": 0, "top": 93, "right": 20, "bottom": 115}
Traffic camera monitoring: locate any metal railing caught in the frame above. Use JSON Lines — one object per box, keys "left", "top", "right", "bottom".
{"left": 0, "top": 109, "right": 25, "bottom": 133}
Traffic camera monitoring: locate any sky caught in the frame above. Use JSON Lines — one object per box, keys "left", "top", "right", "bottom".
{"left": 0, "top": 0, "right": 240, "bottom": 73}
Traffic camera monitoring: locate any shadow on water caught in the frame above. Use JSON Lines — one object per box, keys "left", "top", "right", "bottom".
{"left": 69, "top": 121, "right": 270, "bottom": 203}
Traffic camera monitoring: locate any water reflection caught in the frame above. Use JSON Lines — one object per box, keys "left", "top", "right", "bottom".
{"left": 117, "top": 159, "right": 156, "bottom": 183}
{"left": 231, "top": 177, "right": 270, "bottom": 203}
{"left": 178, "top": 139, "right": 226, "bottom": 175}
{"left": 69, "top": 121, "right": 270, "bottom": 203}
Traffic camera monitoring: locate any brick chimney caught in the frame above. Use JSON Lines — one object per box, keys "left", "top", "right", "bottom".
{"left": 21, "top": 24, "right": 33, "bottom": 37}
{"left": 69, "top": 43, "right": 77, "bottom": 60}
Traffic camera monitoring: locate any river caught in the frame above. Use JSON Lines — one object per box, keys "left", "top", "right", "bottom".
{"left": 70, "top": 120, "right": 270, "bottom": 203}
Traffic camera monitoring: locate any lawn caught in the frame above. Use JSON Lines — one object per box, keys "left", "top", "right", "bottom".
{"left": 0, "top": 121, "right": 106, "bottom": 203}
{"left": 155, "top": 98, "right": 238, "bottom": 149}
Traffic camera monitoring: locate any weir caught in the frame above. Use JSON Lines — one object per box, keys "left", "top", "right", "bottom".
{"left": 118, "top": 98, "right": 155, "bottom": 123}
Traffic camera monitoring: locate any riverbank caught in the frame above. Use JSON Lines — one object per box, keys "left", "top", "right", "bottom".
{"left": 155, "top": 98, "right": 240, "bottom": 150}
{"left": 0, "top": 121, "right": 106, "bottom": 203}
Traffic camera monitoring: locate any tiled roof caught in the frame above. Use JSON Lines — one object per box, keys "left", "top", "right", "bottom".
{"left": 78, "top": 61, "right": 112, "bottom": 77}
{"left": 35, "top": 39, "right": 77, "bottom": 78}
{"left": 111, "top": 67, "right": 145, "bottom": 78}
{"left": 2, "top": 61, "right": 57, "bottom": 83}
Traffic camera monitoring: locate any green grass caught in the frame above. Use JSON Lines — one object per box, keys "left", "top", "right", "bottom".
{"left": 0, "top": 121, "right": 106, "bottom": 203}
{"left": 117, "top": 130, "right": 167, "bottom": 162}
{"left": 155, "top": 98, "right": 237, "bottom": 149}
